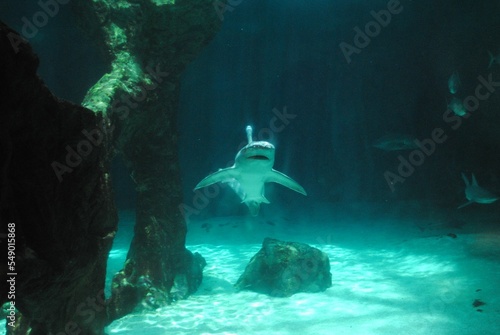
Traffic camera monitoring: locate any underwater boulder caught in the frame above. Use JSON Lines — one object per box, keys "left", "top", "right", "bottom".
{"left": 235, "top": 238, "right": 332, "bottom": 297}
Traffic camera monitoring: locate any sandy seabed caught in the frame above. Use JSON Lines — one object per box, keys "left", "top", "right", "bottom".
{"left": 105, "top": 206, "right": 500, "bottom": 335}
{"left": 3, "top": 204, "right": 500, "bottom": 335}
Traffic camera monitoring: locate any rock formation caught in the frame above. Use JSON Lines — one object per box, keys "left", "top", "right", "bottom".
{"left": 2, "top": 0, "right": 222, "bottom": 333}
{"left": 235, "top": 238, "right": 332, "bottom": 297}
{"left": 1, "top": 22, "right": 117, "bottom": 335}
{"left": 70, "top": 0, "right": 222, "bottom": 319}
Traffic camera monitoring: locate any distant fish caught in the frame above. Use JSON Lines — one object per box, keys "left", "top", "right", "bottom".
{"left": 458, "top": 173, "right": 500, "bottom": 209}
{"left": 201, "top": 222, "right": 213, "bottom": 232}
{"left": 448, "top": 71, "right": 461, "bottom": 94}
{"left": 447, "top": 96, "right": 467, "bottom": 116}
{"left": 488, "top": 51, "right": 500, "bottom": 68}
{"left": 372, "top": 134, "right": 419, "bottom": 151}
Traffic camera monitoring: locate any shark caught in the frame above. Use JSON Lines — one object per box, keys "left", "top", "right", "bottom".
{"left": 194, "top": 125, "right": 307, "bottom": 216}
{"left": 488, "top": 51, "right": 500, "bottom": 68}
{"left": 372, "top": 133, "right": 419, "bottom": 151}
{"left": 458, "top": 173, "right": 499, "bottom": 209}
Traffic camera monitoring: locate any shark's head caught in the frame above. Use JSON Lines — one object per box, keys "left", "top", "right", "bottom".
{"left": 235, "top": 126, "right": 275, "bottom": 169}
{"left": 235, "top": 141, "right": 275, "bottom": 169}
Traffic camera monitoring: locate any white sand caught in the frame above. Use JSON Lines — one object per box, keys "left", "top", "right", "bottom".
{"left": 105, "top": 204, "right": 500, "bottom": 335}
{"left": 2, "top": 204, "right": 500, "bottom": 335}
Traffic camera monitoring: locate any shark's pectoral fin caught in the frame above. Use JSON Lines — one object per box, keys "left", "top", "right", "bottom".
{"left": 194, "top": 167, "right": 237, "bottom": 190}
{"left": 457, "top": 201, "right": 474, "bottom": 209}
{"left": 267, "top": 169, "right": 307, "bottom": 196}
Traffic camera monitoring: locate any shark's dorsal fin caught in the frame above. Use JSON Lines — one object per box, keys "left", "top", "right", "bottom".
{"left": 194, "top": 167, "right": 237, "bottom": 189}
{"left": 246, "top": 125, "right": 253, "bottom": 144}
{"left": 267, "top": 169, "right": 307, "bottom": 195}
{"left": 471, "top": 173, "right": 479, "bottom": 186}
{"left": 461, "top": 173, "right": 470, "bottom": 187}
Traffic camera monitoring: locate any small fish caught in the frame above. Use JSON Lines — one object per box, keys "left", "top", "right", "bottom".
{"left": 472, "top": 299, "right": 486, "bottom": 308}
{"left": 372, "top": 134, "right": 419, "bottom": 151}
{"left": 447, "top": 96, "right": 467, "bottom": 117}
{"left": 448, "top": 71, "right": 460, "bottom": 94}
{"left": 488, "top": 51, "right": 500, "bottom": 68}
{"left": 201, "top": 222, "right": 213, "bottom": 232}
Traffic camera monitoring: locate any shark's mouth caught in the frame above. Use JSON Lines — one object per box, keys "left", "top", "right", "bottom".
{"left": 248, "top": 155, "right": 270, "bottom": 160}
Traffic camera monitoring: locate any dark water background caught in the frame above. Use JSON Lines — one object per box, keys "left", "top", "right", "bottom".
{"left": 3, "top": 0, "right": 500, "bottom": 219}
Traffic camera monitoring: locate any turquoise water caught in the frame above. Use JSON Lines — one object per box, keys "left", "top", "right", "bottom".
{"left": 3, "top": 0, "right": 500, "bottom": 334}
{"left": 102, "top": 204, "right": 500, "bottom": 335}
